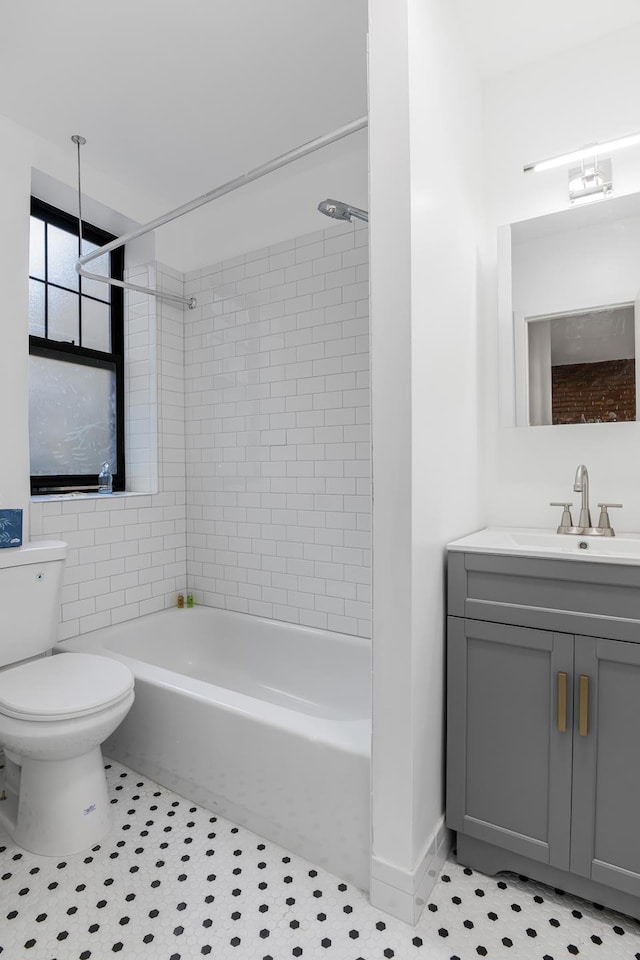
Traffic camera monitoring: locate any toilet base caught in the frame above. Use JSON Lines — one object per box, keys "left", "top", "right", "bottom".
{"left": 0, "top": 747, "right": 111, "bottom": 856}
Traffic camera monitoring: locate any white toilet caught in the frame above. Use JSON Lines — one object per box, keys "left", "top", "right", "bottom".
{"left": 0, "top": 540, "right": 134, "bottom": 856}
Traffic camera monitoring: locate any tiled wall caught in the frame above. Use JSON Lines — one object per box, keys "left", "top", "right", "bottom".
{"left": 183, "top": 222, "right": 372, "bottom": 637}
{"left": 31, "top": 265, "right": 187, "bottom": 640}
{"left": 125, "top": 263, "right": 160, "bottom": 494}
{"left": 31, "top": 227, "right": 372, "bottom": 642}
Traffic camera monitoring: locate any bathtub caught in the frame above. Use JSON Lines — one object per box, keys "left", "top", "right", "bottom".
{"left": 58, "top": 606, "right": 371, "bottom": 890}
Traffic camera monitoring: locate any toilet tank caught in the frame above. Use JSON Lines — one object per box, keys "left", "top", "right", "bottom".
{"left": 0, "top": 540, "right": 67, "bottom": 667}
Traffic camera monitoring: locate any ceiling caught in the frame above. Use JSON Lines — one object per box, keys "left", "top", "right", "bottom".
{"left": 0, "top": 0, "right": 368, "bottom": 208}
{"left": 2, "top": 1, "right": 640, "bottom": 222}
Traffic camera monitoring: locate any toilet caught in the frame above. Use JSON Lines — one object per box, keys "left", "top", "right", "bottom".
{"left": 0, "top": 540, "right": 134, "bottom": 856}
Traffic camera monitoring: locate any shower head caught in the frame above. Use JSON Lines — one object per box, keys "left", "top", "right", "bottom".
{"left": 317, "top": 198, "right": 369, "bottom": 223}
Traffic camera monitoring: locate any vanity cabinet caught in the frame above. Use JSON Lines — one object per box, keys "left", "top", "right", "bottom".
{"left": 447, "top": 550, "right": 640, "bottom": 917}
{"left": 571, "top": 635, "right": 640, "bottom": 896}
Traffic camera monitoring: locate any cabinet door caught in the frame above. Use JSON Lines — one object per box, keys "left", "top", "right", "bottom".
{"left": 447, "top": 617, "right": 574, "bottom": 868}
{"left": 571, "top": 636, "right": 640, "bottom": 895}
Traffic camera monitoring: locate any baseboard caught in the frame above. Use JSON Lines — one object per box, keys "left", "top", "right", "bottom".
{"left": 370, "top": 816, "right": 452, "bottom": 924}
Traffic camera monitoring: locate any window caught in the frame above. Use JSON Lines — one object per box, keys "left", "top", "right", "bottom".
{"left": 28, "top": 197, "right": 125, "bottom": 493}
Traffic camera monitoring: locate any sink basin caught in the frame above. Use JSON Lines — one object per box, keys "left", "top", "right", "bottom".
{"left": 448, "top": 527, "right": 640, "bottom": 564}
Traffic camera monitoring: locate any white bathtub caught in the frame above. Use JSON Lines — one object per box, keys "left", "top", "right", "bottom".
{"left": 58, "top": 606, "right": 371, "bottom": 890}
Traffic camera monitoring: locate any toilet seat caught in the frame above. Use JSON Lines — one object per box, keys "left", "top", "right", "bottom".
{"left": 0, "top": 653, "right": 134, "bottom": 722}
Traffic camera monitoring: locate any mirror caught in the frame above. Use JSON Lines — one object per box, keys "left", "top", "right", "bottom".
{"left": 500, "top": 191, "right": 640, "bottom": 427}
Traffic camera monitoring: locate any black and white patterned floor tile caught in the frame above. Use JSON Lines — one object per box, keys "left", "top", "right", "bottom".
{"left": 1, "top": 759, "right": 640, "bottom": 959}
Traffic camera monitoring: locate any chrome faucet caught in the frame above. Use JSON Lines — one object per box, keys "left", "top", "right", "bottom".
{"left": 550, "top": 464, "right": 622, "bottom": 536}
{"left": 573, "top": 464, "right": 592, "bottom": 529}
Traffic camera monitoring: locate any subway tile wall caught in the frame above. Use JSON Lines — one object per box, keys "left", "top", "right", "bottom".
{"left": 183, "top": 221, "right": 371, "bottom": 637}
{"left": 125, "top": 263, "right": 160, "bottom": 494}
{"left": 30, "top": 265, "right": 187, "bottom": 640}
{"left": 30, "top": 226, "right": 371, "bottom": 641}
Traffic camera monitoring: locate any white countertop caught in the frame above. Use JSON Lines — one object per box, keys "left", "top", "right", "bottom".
{"left": 447, "top": 527, "right": 640, "bottom": 565}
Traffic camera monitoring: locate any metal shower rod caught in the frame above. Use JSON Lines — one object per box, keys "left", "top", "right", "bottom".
{"left": 75, "top": 115, "right": 368, "bottom": 311}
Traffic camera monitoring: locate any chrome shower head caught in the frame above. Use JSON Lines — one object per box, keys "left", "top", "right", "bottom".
{"left": 317, "top": 198, "right": 369, "bottom": 223}
{"left": 318, "top": 199, "right": 352, "bottom": 221}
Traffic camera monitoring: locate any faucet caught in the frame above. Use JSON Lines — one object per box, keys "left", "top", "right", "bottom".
{"left": 573, "top": 464, "right": 592, "bottom": 529}
{"left": 550, "top": 464, "right": 622, "bottom": 536}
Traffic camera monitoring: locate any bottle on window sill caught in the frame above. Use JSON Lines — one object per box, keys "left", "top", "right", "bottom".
{"left": 98, "top": 462, "right": 113, "bottom": 494}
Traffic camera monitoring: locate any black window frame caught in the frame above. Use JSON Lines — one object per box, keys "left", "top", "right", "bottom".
{"left": 29, "top": 197, "right": 125, "bottom": 494}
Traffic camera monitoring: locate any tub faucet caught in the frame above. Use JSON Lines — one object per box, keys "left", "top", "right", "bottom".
{"left": 573, "top": 464, "right": 592, "bottom": 529}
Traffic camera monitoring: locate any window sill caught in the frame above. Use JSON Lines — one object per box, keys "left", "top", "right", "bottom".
{"left": 31, "top": 490, "right": 154, "bottom": 503}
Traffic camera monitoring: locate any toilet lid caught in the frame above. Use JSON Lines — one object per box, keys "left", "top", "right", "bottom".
{"left": 0, "top": 653, "right": 134, "bottom": 721}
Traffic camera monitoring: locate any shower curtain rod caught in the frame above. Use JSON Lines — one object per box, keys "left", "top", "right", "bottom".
{"left": 75, "top": 115, "right": 368, "bottom": 310}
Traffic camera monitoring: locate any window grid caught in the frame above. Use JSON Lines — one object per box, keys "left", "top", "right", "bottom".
{"left": 29, "top": 197, "right": 125, "bottom": 494}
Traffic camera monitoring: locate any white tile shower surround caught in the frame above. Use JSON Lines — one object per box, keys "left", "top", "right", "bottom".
{"left": 1, "top": 760, "right": 639, "bottom": 960}
{"left": 30, "top": 223, "right": 371, "bottom": 643}
{"left": 183, "top": 221, "right": 371, "bottom": 638}
{"left": 30, "top": 491, "right": 187, "bottom": 639}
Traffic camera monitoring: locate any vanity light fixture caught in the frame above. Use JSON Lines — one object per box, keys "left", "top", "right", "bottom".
{"left": 568, "top": 157, "right": 613, "bottom": 205}
{"left": 524, "top": 130, "right": 640, "bottom": 173}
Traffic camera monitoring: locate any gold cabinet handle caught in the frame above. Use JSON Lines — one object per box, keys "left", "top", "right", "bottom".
{"left": 557, "top": 672, "right": 568, "bottom": 733}
{"left": 579, "top": 675, "right": 589, "bottom": 737}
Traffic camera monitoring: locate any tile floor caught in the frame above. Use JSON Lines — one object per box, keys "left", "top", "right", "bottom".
{"left": 1, "top": 759, "right": 640, "bottom": 959}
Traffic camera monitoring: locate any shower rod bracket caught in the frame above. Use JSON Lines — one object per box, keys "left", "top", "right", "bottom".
{"left": 72, "top": 115, "right": 368, "bottom": 313}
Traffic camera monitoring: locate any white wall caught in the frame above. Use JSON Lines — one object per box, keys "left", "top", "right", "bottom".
{"left": 369, "top": 0, "right": 484, "bottom": 922}
{"left": 0, "top": 121, "right": 31, "bottom": 519}
{"left": 484, "top": 23, "right": 640, "bottom": 530}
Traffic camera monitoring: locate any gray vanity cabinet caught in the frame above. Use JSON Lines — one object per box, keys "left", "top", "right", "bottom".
{"left": 447, "top": 550, "right": 640, "bottom": 917}
{"left": 571, "top": 636, "right": 640, "bottom": 896}
{"left": 447, "top": 618, "right": 573, "bottom": 868}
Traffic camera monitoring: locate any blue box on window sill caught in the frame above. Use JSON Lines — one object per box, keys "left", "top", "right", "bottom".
{"left": 0, "top": 509, "right": 23, "bottom": 547}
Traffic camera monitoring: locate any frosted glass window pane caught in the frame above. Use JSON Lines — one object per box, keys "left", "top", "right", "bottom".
{"left": 82, "top": 296, "right": 110, "bottom": 352}
{"left": 29, "top": 355, "right": 117, "bottom": 476}
{"left": 48, "top": 287, "right": 79, "bottom": 344}
{"left": 29, "top": 280, "right": 45, "bottom": 337}
{"left": 48, "top": 224, "right": 79, "bottom": 291}
{"left": 29, "top": 217, "right": 45, "bottom": 279}
{"left": 81, "top": 239, "right": 110, "bottom": 302}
